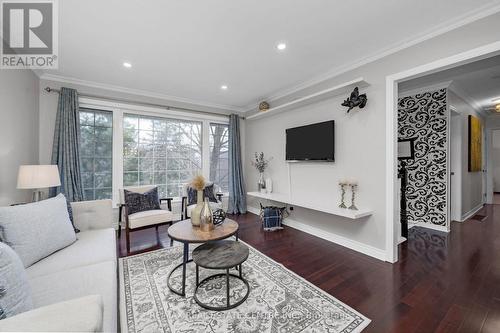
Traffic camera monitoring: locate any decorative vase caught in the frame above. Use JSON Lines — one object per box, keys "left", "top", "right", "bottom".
{"left": 265, "top": 178, "right": 273, "bottom": 193}
{"left": 200, "top": 197, "right": 214, "bottom": 232}
{"left": 258, "top": 172, "right": 266, "bottom": 192}
{"left": 191, "top": 190, "right": 204, "bottom": 227}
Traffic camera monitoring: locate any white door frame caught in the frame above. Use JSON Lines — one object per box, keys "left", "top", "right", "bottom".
{"left": 385, "top": 41, "right": 500, "bottom": 263}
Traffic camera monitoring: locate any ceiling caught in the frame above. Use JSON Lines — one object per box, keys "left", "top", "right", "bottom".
{"left": 399, "top": 55, "right": 500, "bottom": 114}
{"left": 40, "top": 0, "right": 500, "bottom": 112}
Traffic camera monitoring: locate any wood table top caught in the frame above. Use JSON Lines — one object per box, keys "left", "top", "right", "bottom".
{"left": 192, "top": 240, "right": 249, "bottom": 269}
{"left": 167, "top": 219, "right": 239, "bottom": 243}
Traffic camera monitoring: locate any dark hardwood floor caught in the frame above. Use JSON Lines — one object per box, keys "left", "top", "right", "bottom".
{"left": 117, "top": 204, "right": 500, "bottom": 333}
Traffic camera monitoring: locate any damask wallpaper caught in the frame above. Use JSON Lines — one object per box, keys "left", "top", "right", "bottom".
{"left": 398, "top": 88, "right": 448, "bottom": 227}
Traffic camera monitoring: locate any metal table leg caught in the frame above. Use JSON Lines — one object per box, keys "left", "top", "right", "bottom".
{"left": 167, "top": 242, "right": 192, "bottom": 296}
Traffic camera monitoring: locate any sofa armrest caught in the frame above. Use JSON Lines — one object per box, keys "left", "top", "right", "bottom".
{"left": 71, "top": 199, "right": 113, "bottom": 232}
{"left": 0, "top": 295, "right": 103, "bottom": 332}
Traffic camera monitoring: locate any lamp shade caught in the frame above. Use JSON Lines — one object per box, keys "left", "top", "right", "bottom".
{"left": 17, "top": 165, "right": 61, "bottom": 189}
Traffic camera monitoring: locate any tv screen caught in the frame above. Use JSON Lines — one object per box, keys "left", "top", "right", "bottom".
{"left": 286, "top": 120, "right": 335, "bottom": 161}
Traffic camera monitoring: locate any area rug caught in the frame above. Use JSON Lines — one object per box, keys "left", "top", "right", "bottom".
{"left": 119, "top": 241, "right": 370, "bottom": 332}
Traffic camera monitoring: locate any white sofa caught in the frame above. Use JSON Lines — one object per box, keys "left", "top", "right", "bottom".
{"left": 0, "top": 199, "right": 117, "bottom": 332}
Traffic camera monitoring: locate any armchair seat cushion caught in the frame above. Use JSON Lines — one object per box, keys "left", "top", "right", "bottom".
{"left": 186, "top": 202, "right": 222, "bottom": 218}
{"left": 128, "top": 210, "right": 174, "bottom": 229}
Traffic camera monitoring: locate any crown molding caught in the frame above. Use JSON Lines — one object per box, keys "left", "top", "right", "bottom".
{"left": 38, "top": 73, "right": 246, "bottom": 113}
{"left": 448, "top": 82, "right": 487, "bottom": 117}
{"left": 243, "top": 1, "right": 500, "bottom": 113}
{"left": 398, "top": 80, "right": 453, "bottom": 98}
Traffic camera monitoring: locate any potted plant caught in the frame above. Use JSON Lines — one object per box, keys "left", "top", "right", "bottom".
{"left": 251, "top": 152, "right": 272, "bottom": 192}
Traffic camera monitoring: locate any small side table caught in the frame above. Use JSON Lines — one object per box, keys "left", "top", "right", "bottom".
{"left": 192, "top": 240, "right": 250, "bottom": 311}
{"left": 167, "top": 219, "right": 239, "bottom": 296}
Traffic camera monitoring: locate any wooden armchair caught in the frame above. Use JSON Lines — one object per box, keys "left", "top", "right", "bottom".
{"left": 118, "top": 185, "right": 175, "bottom": 254}
{"left": 181, "top": 182, "right": 223, "bottom": 220}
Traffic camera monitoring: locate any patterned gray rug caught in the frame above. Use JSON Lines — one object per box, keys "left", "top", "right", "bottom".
{"left": 119, "top": 242, "right": 370, "bottom": 332}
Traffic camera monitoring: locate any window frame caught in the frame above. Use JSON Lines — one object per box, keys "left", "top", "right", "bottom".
{"left": 79, "top": 108, "right": 114, "bottom": 201}
{"left": 209, "top": 122, "right": 230, "bottom": 193}
{"left": 78, "top": 97, "right": 230, "bottom": 207}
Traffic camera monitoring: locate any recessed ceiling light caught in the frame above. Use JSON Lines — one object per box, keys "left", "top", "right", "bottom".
{"left": 123, "top": 62, "right": 132, "bottom": 68}
{"left": 496, "top": 104, "right": 500, "bottom": 112}
{"left": 276, "top": 42, "right": 287, "bottom": 51}
{"left": 220, "top": 85, "right": 228, "bottom": 90}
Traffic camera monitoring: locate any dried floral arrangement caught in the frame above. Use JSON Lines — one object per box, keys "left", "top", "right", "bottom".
{"left": 251, "top": 152, "right": 272, "bottom": 173}
{"left": 190, "top": 174, "right": 206, "bottom": 191}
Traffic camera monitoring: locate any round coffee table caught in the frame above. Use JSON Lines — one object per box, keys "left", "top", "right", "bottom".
{"left": 167, "top": 219, "right": 239, "bottom": 296}
{"left": 192, "top": 240, "right": 250, "bottom": 311}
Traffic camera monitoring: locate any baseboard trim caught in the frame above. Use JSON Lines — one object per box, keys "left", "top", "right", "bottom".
{"left": 247, "top": 206, "right": 386, "bottom": 261}
{"left": 461, "top": 203, "right": 484, "bottom": 222}
{"left": 408, "top": 222, "right": 449, "bottom": 233}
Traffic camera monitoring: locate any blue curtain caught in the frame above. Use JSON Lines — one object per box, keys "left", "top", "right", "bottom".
{"left": 228, "top": 114, "right": 247, "bottom": 214}
{"left": 50, "top": 87, "right": 85, "bottom": 202}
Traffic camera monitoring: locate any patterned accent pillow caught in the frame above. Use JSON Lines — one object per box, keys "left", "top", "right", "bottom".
{"left": 124, "top": 188, "right": 160, "bottom": 215}
{"left": 187, "top": 183, "right": 218, "bottom": 206}
{"left": 0, "top": 242, "right": 33, "bottom": 318}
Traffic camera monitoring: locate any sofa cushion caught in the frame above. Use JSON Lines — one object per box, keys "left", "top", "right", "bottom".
{"left": 128, "top": 210, "right": 174, "bottom": 229}
{"left": 70, "top": 200, "right": 113, "bottom": 232}
{"left": 0, "top": 295, "right": 103, "bottom": 332}
{"left": 0, "top": 242, "right": 33, "bottom": 318}
{"left": 26, "top": 228, "right": 116, "bottom": 279}
{"left": 28, "top": 261, "right": 116, "bottom": 333}
{"left": 0, "top": 194, "right": 77, "bottom": 268}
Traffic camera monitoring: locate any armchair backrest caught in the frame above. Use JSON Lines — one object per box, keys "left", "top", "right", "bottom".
{"left": 119, "top": 185, "right": 157, "bottom": 205}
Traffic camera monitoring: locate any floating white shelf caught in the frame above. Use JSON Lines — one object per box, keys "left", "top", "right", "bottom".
{"left": 247, "top": 191, "right": 373, "bottom": 219}
{"left": 246, "top": 77, "right": 369, "bottom": 120}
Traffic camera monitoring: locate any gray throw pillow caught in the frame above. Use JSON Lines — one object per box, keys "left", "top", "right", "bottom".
{"left": 187, "top": 183, "right": 218, "bottom": 206}
{"left": 0, "top": 242, "right": 33, "bottom": 318}
{"left": 0, "top": 194, "right": 77, "bottom": 268}
{"left": 124, "top": 188, "right": 160, "bottom": 215}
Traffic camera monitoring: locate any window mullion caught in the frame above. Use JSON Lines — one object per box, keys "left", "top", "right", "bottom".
{"left": 202, "top": 120, "right": 210, "bottom": 180}
{"left": 113, "top": 109, "right": 124, "bottom": 207}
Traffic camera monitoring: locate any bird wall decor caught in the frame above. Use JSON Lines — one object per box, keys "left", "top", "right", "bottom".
{"left": 341, "top": 87, "right": 367, "bottom": 112}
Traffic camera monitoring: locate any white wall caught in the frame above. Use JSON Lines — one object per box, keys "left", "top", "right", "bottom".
{"left": 448, "top": 90, "right": 485, "bottom": 219}
{"left": 450, "top": 111, "right": 462, "bottom": 221}
{"left": 245, "top": 12, "right": 500, "bottom": 259}
{"left": 492, "top": 130, "right": 500, "bottom": 192}
{"left": 0, "top": 70, "right": 39, "bottom": 206}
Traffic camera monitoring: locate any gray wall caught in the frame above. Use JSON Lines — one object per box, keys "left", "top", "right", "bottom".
{"left": 448, "top": 90, "right": 485, "bottom": 218}
{"left": 0, "top": 70, "right": 39, "bottom": 206}
{"left": 492, "top": 130, "right": 500, "bottom": 192}
{"left": 245, "top": 12, "right": 500, "bottom": 254}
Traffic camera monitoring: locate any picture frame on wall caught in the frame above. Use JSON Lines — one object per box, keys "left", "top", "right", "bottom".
{"left": 468, "top": 115, "right": 482, "bottom": 172}
{"left": 398, "top": 138, "right": 416, "bottom": 160}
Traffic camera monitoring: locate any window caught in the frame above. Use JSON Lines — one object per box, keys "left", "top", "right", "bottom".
{"left": 123, "top": 114, "right": 202, "bottom": 198}
{"left": 79, "top": 109, "right": 113, "bottom": 200}
{"left": 209, "top": 123, "right": 229, "bottom": 192}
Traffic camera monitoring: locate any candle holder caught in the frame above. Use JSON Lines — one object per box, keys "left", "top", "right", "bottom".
{"left": 348, "top": 184, "right": 358, "bottom": 210}
{"left": 339, "top": 182, "right": 347, "bottom": 208}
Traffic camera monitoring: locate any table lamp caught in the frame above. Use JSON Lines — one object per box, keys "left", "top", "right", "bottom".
{"left": 17, "top": 165, "right": 61, "bottom": 202}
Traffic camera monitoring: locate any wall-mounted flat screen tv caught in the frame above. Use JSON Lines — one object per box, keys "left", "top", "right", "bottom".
{"left": 286, "top": 120, "right": 335, "bottom": 161}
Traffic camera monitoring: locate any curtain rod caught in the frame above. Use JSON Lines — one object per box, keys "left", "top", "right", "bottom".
{"left": 43, "top": 87, "right": 245, "bottom": 119}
